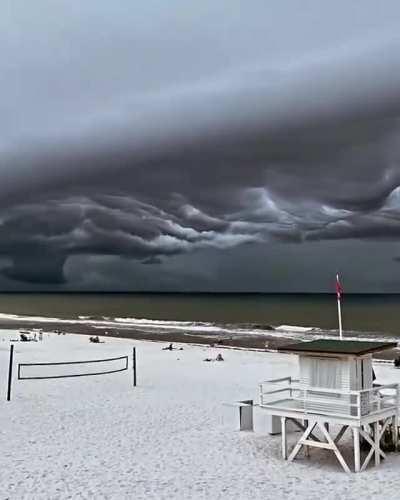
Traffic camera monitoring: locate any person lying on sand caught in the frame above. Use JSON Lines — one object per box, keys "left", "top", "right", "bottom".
{"left": 162, "top": 343, "right": 183, "bottom": 351}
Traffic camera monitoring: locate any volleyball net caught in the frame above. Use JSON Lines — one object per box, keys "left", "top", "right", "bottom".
{"left": 17, "top": 354, "right": 129, "bottom": 380}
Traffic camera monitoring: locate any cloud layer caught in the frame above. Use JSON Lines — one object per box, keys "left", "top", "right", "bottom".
{"left": 2, "top": 1, "right": 400, "bottom": 288}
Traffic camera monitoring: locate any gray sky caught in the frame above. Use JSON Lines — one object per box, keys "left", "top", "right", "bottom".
{"left": 2, "top": 1, "right": 400, "bottom": 291}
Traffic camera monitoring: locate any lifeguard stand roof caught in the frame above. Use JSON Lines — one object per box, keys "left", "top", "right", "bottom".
{"left": 278, "top": 339, "right": 397, "bottom": 357}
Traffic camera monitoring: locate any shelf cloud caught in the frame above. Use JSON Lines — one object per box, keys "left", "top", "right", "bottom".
{"left": 2, "top": 1, "right": 400, "bottom": 289}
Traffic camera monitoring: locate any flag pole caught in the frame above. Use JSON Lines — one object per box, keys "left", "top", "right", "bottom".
{"left": 337, "top": 294, "right": 343, "bottom": 340}
{"left": 336, "top": 273, "right": 343, "bottom": 340}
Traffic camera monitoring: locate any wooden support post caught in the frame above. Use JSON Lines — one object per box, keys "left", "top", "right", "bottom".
{"left": 360, "top": 422, "right": 386, "bottom": 471}
{"left": 334, "top": 425, "right": 348, "bottom": 445}
{"left": 133, "top": 347, "right": 137, "bottom": 387}
{"left": 374, "top": 421, "right": 380, "bottom": 467}
{"left": 288, "top": 418, "right": 321, "bottom": 442}
{"left": 393, "top": 415, "right": 399, "bottom": 451}
{"left": 353, "top": 427, "right": 360, "bottom": 473}
{"left": 319, "top": 422, "right": 351, "bottom": 473}
{"left": 6, "top": 344, "right": 14, "bottom": 401}
{"left": 288, "top": 421, "right": 317, "bottom": 462}
{"left": 281, "top": 417, "right": 287, "bottom": 460}
{"left": 288, "top": 421, "right": 351, "bottom": 472}
{"left": 304, "top": 419, "right": 309, "bottom": 457}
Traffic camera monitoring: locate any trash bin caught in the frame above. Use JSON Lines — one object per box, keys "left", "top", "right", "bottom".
{"left": 238, "top": 399, "right": 253, "bottom": 431}
{"left": 266, "top": 414, "right": 281, "bottom": 435}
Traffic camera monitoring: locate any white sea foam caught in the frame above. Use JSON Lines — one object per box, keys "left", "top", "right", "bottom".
{"left": 275, "top": 324, "right": 316, "bottom": 333}
{"left": 0, "top": 312, "right": 398, "bottom": 343}
{"left": 0, "top": 312, "right": 230, "bottom": 334}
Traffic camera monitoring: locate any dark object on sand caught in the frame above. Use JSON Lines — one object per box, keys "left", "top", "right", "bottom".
{"left": 394, "top": 357, "right": 400, "bottom": 368}
{"left": 203, "top": 354, "right": 225, "bottom": 362}
{"left": 361, "top": 423, "right": 398, "bottom": 453}
{"left": 381, "top": 424, "right": 398, "bottom": 452}
{"left": 20, "top": 333, "right": 29, "bottom": 342}
{"left": 89, "top": 336, "right": 100, "bottom": 343}
{"left": 162, "top": 343, "right": 184, "bottom": 351}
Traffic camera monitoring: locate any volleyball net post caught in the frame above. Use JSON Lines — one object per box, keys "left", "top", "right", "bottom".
{"left": 6, "top": 344, "right": 14, "bottom": 401}
{"left": 133, "top": 347, "right": 137, "bottom": 387}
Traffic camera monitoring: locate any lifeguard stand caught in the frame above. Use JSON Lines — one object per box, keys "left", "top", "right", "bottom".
{"left": 259, "top": 339, "right": 399, "bottom": 472}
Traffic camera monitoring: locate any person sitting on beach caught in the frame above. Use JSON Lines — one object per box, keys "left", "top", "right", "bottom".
{"left": 162, "top": 343, "right": 174, "bottom": 351}
{"left": 89, "top": 336, "right": 100, "bottom": 343}
{"left": 203, "top": 354, "right": 224, "bottom": 362}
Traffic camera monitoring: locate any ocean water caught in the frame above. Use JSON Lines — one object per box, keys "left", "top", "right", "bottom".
{"left": 0, "top": 293, "right": 399, "bottom": 342}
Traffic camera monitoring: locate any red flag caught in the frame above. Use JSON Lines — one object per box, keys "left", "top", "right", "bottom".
{"left": 336, "top": 274, "right": 343, "bottom": 300}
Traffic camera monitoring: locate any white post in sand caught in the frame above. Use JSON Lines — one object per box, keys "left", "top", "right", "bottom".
{"left": 337, "top": 296, "right": 343, "bottom": 340}
{"left": 336, "top": 273, "right": 343, "bottom": 340}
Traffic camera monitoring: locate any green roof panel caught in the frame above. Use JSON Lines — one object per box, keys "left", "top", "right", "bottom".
{"left": 278, "top": 339, "right": 397, "bottom": 356}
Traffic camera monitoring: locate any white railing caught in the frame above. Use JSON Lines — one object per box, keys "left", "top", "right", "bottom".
{"left": 259, "top": 377, "right": 399, "bottom": 419}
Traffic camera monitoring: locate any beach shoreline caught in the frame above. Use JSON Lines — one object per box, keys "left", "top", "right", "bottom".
{"left": 2, "top": 318, "right": 398, "bottom": 360}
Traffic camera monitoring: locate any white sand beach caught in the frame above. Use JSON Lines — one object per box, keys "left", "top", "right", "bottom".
{"left": 1, "top": 330, "right": 400, "bottom": 499}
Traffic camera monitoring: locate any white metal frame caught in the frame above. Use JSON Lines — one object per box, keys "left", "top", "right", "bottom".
{"left": 259, "top": 377, "right": 399, "bottom": 473}
{"left": 259, "top": 378, "right": 399, "bottom": 419}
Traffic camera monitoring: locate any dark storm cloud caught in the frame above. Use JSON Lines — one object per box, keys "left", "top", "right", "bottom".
{"left": 3, "top": 253, "right": 67, "bottom": 284}
{"left": 0, "top": 196, "right": 259, "bottom": 283}
{"left": 2, "top": 1, "right": 400, "bottom": 286}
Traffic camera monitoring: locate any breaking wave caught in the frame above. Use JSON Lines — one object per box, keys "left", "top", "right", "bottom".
{"left": 0, "top": 312, "right": 398, "bottom": 344}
